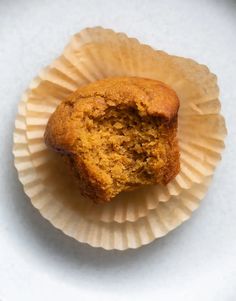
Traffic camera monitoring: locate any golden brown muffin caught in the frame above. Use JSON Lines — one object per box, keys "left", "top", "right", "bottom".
{"left": 44, "top": 77, "right": 180, "bottom": 203}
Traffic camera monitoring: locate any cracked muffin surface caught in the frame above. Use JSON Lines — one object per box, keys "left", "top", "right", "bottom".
{"left": 44, "top": 77, "right": 180, "bottom": 203}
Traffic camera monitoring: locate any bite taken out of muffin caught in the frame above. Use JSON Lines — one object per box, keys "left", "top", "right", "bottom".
{"left": 44, "top": 77, "right": 180, "bottom": 203}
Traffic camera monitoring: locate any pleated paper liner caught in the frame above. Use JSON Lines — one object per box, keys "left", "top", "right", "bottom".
{"left": 13, "top": 27, "right": 226, "bottom": 249}
{"left": 25, "top": 28, "right": 225, "bottom": 219}
{"left": 13, "top": 101, "right": 212, "bottom": 250}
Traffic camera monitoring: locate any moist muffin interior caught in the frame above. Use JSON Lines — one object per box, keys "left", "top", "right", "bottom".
{"left": 73, "top": 105, "right": 169, "bottom": 197}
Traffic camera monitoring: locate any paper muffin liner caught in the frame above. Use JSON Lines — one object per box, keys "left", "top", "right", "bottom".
{"left": 13, "top": 27, "right": 226, "bottom": 249}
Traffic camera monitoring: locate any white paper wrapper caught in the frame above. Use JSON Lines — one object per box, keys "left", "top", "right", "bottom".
{"left": 13, "top": 27, "right": 226, "bottom": 249}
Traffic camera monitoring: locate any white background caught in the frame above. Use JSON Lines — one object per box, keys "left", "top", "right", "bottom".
{"left": 0, "top": 0, "right": 236, "bottom": 300}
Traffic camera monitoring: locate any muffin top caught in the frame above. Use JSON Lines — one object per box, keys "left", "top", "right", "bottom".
{"left": 45, "top": 77, "right": 179, "bottom": 147}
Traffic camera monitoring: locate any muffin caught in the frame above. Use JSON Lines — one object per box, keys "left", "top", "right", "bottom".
{"left": 44, "top": 77, "right": 180, "bottom": 203}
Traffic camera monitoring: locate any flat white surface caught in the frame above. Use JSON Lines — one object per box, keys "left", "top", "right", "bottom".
{"left": 0, "top": 0, "right": 236, "bottom": 300}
